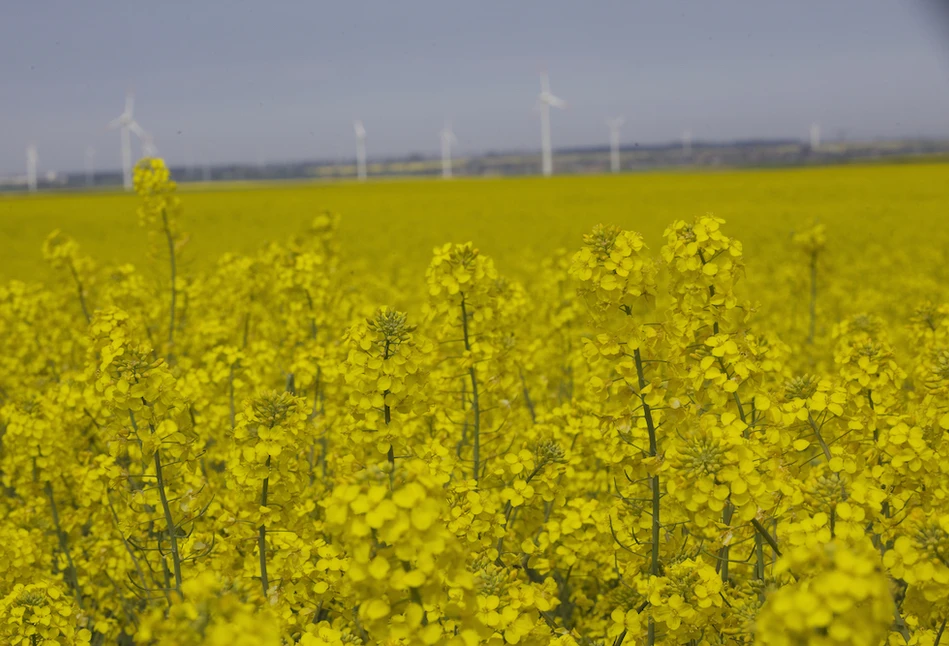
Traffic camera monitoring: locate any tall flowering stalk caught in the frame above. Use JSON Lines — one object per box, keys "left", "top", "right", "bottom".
{"left": 90, "top": 307, "right": 203, "bottom": 598}
{"left": 134, "top": 158, "right": 185, "bottom": 358}
{"left": 571, "top": 224, "right": 667, "bottom": 644}
{"left": 42, "top": 229, "right": 95, "bottom": 324}
{"left": 227, "top": 391, "right": 310, "bottom": 597}
{"left": 426, "top": 243, "right": 499, "bottom": 483}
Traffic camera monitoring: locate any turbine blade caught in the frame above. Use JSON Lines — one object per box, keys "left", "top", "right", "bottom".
{"left": 546, "top": 94, "right": 566, "bottom": 109}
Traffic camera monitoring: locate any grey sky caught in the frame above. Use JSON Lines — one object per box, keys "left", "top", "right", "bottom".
{"left": 2, "top": 1, "right": 949, "bottom": 174}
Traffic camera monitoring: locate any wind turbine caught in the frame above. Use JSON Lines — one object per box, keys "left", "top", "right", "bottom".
{"left": 682, "top": 129, "right": 693, "bottom": 159}
{"left": 85, "top": 146, "right": 96, "bottom": 186}
{"left": 606, "top": 117, "right": 624, "bottom": 173}
{"left": 537, "top": 72, "right": 566, "bottom": 176}
{"left": 26, "top": 144, "right": 38, "bottom": 193}
{"left": 141, "top": 133, "right": 159, "bottom": 158}
{"left": 107, "top": 91, "right": 139, "bottom": 190}
{"left": 439, "top": 122, "right": 457, "bottom": 179}
{"left": 129, "top": 121, "right": 158, "bottom": 158}
{"left": 810, "top": 123, "right": 821, "bottom": 150}
{"left": 353, "top": 120, "right": 367, "bottom": 181}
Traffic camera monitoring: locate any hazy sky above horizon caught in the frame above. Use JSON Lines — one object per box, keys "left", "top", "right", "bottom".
{"left": 2, "top": 1, "right": 949, "bottom": 174}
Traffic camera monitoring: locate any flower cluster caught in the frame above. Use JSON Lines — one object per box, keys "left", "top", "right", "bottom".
{"left": 757, "top": 539, "right": 894, "bottom": 646}
{"left": 0, "top": 582, "right": 91, "bottom": 646}
{"left": 341, "top": 307, "right": 432, "bottom": 460}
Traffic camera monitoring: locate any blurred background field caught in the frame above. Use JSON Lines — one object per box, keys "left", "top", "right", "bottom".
{"left": 3, "top": 162, "right": 948, "bottom": 298}
{"left": 4, "top": 161, "right": 948, "bottom": 356}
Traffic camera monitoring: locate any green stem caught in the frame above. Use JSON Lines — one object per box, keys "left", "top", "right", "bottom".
{"left": 160, "top": 208, "right": 177, "bottom": 356}
{"left": 518, "top": 365, "right": 536, "bottom": 424}
{"left": 385, "top": 404, "right": 395, "bottom": 490}
{"left": 303, "top": 290, "right": 318, "bottom": 340}
{"left": 806, "top": 412, "right": 833, "bottom": 461}
{"left": 68, "top": 261, "right": 92, "bottom": 324}
{"left": 45, "top": 481, "right": 83, "bottom": 609}
{"left": 893, "top": 607, "right": 911, "bottom": 643}
{"left": 460, "top": 294, "right": 481, "bottom": 482}
{"left": 720, "top": 503, "right": 734, "bottom": 584}
{"left": 755, "top": 532, "right": 765, "bottom": 590}
{"left": 699, "top": 251, "right": 720, "bottom": 335}
{"left": 935, "top": 617, "right": 947, "bottom": 646}
{"left": 751, "top": 518, "right": 782, "bottom": 557}
{"left": 469, "top": 366, "right": 481, "bottom": 481}
{"left": 153, "top": 448, "right": 183, "bottom": 595}
{"left": 259, "top": 456, "right": 271, "bottom": 597}
{"left": 633, "top": 348, "right": 659, "bottom": 646}
{"left": 456, "top": 381, "right": 468, "bottom": 458}
{"left": 383, "top": 336, "right": 396, "bottom": 487}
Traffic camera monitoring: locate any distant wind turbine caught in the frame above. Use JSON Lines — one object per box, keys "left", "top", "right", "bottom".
{"left": 537, "top": 72, "right": 566, "bottom": 176}
{"left": 107, "top": 92, "right": 142, "bottom": 190}
{"left": 440, "top": 122, "right": 457, "bottom": 179}
{"left": 354, "top": 120, "right": 367, "bottom": 181}
{"left": 682, "top": 129, "right": 693, "bottom": 159}
{"left": 129, "top": 122, "right": 159, "bottom": 158}
{"left": 606, "top": 117, "right": 625, "bottom": 173}
{"left": 810, "top": 123, "right": 821, "bottom": 150}
{"left": 85, "top": 146, "right": 96, "bottom": 186}
{"left": 141, "top": 133, "right": 159, "bottom": 158}
{"left": 26, "top": 144, "right": 38, "bottom": 193}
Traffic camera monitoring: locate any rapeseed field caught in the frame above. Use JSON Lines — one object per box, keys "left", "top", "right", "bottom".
{"left": 1, "top": 160, "right": 949, "bottom": 645}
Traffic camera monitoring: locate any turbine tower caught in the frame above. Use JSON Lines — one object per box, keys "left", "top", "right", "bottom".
{"left": 85, "top": 146, "right": 96, "bottom": 186}
{"left": 107, "top": 92, "right": 139, "bottom": 190}
{"left": 439, "top": 122, "right": 457, "bottom": 179}
{"left": 353, "top": 120, "right": 367, "bottom": 182}
{"left": 26, "top": 144, "right": 38, "bottom": 193}
{"left": 682, "top": 129, "right": 693, "bottom": 159}
{"left": 810, "top": 123, "right": 821, "bottom": 150}
{"left": 606, "top": 117, "right": 624, "bottom": 173}
{"left": 537, "top": 72, "right": 566, "bottom": 176}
